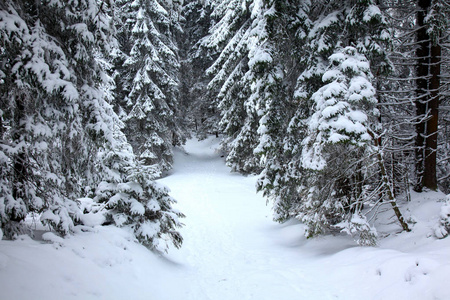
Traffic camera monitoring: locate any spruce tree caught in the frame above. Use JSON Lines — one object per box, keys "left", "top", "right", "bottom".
{"left": 379, "top": 0, "right": 449, "bottom": 194}
{"left": 0, "top": 0, "right": 185, "bottom": 249}
{"left": 0, "top": 0, "right": 101, "bottom": 237}
{"left": 179, "top": 0, "right": 220, "bottom": 138}
{"left": 202, "top": 0, "right": 262, "bottom": 174}
{"left": 300, "top": 46, "right": 410, "bottom": 244}
{"left": 254, "top": 0, "right": 310, "bottom": 221}
{"left": 93, "top": 128, "right": 184, "bottom": 252}
{"left": 115, "top": 0, "right": 184, "bottom": 173}
{"left": 255, "top": 0, "right": 411, "bottom": 243}
{"left": 413, "top": 0, "right": 446, "bottom": 192}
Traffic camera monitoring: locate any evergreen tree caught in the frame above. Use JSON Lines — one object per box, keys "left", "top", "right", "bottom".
{"left": 300, "top": 46, "right": 409, "bottom": 244}
{"left": 254, "top": 0, "right": 310, "bottom": 221}
{"left": 202, "top": 0, "right": 262, "bottom": 174}
{"left": 379, "top": 0, "right": 449, "bottom": 194}
{"left": 93, "top": 128, "right": 184, "bottom": 252}
{"left": 256, "top": 0, "right": 411, "bottom": 243}
{"left": 413, "top": 0, "right": 446, "bottom": 192}
{"left": 0, "top": 0, "right": 184, "bottom": 250}
{"left": 0, "top": 0, "right": 104, "bottom": 237}
{"left": 179, "top": 0, "right": 220, "bottom": 138}
{"left": 115, "top": 0, "right": 185, "bottom": 173}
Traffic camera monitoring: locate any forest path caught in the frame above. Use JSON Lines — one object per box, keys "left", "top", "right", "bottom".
{"left": 159, "top": 138, "right": 449, "bottom": 300}
{"left": 159, "top": 137, "right": 337, "bottom": 300}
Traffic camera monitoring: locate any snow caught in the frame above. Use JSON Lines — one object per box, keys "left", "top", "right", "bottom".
{"left": 130, "top": 199, "right": 146, "bottom": 215}
{"left": 309, "top": 11, "right": 340, "bottom": 39}
{"left": 137, "top": 220, "right": 160, "bottom": 239}
{"left": 363, "top": 5, "right": 383, "bottom": 23}
{"left": 1, "top": 137, "right": 450, "bottom": 299}
{"left": 79, "top": 212, "right": 106, "bottom": 228}
{"left": 325, "top": 115, "right": 368, "bottom": 134}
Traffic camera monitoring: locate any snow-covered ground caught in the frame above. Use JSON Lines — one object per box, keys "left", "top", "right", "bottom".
{"left": 0, "top": 137, "right": 449, "bottom": 300}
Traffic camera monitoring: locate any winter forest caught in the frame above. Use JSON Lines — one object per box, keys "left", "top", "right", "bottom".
{"left": 1, "top": 0, "right": 450, "bottom": 299}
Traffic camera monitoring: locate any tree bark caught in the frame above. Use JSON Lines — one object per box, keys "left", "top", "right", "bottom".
{"left": 11, "top": 92, "right": 28, "bottom": 223}
{"left": 414, "top": 0, "right": 440, "bottom": 192}
{"left": 370, "top": 131, "right": 411, "bottom": 232}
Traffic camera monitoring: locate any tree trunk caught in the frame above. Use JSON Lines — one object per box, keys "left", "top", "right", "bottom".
{"left": 424, "top": 41, "right": 440, "bottom": 190}
{"left": 414, "top": 0, "right": 440, "bottom": 192}
{"left": 11, "top": 92, "right": 28, "bottom": 223}
{"left": 370, "top": 131, "right": 411, "bottom": 232}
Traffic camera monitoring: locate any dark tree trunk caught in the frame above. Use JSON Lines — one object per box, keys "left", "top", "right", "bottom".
{"left": 11, "top": 93, "right": 28, "bottom": 222}
{"left": 414, "top": 0, "right": 440, "bottom": 192}
{"left": 424, "top": 42, "right": 440, "bottom": 190}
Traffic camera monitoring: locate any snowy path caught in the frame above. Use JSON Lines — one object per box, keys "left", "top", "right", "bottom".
{"left": 160, "top": 138, "right": 316, "bottom": 299}
{"left": 0, "top": 137, "right": 449, "bottom": 300}
{"left": 159, "top": 137, "right": 450, "bottom": 300}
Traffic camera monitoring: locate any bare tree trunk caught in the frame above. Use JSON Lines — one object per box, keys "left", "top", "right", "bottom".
{"left": 415, "top": 0, "right": 440, "bottom": 192}
{"left": 370, "top": 131, "right": 411, "bottom": 232}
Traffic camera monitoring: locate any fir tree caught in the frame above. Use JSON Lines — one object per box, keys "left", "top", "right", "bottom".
{"left": 0, "top": 0, "right": 98, "bottom": 237}
{"left": 202, "top": 0, "right": 262, "bottom": 174}
{"left": 93, "top": 128, "right": 184, "bottom": 252}
{"left": 0, "top": 0, "right": 185, "bottom": 250}
{"left": 115, "top": 0, "right": 185, "bottom": 173}
{"left": 413, "top": 0, "right": 446, "bottom": 192}
{"left": 256, "top": 0, "right": 411, "bottom": 243}
{"left": 299, "top": 46, "right": 408, "bottom": 244}
{"left": 254, "top": 0, "right": 310, "bottom": 221}
{"left": 179, "top": 0, "right": 220, "bottom": 138}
